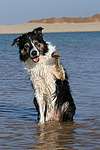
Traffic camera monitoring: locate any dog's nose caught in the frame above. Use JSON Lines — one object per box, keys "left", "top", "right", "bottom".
{"left": 32, "top": 50, "right": 37, "bottom": 56}
{"left": 30, "top": 49, "right": 39, "bottom": 59}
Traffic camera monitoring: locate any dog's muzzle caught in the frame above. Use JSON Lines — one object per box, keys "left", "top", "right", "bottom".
{"left": 30, "top": 49, "right": 39, "bottom": 63}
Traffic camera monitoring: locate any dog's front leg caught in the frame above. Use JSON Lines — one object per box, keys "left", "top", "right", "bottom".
{"left": 36, "top": 96, "right": 45, "bottom": 124}
{"left": 51, "top": 51, "right": 65, "bottom": 80}
{"left": 51, "top": 51, "right": 60, "bottom": 67}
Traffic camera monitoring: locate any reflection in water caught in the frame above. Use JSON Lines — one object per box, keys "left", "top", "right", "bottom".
{"left": 0, "top": 103, "right": 100, "bottom": 149}
{"left": 31, "top": 121, "right": 77, "bottom": 150}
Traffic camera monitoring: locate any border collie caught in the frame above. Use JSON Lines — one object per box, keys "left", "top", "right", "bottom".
{"left": 12, "top": 27, "right": 76, "bottom": 124}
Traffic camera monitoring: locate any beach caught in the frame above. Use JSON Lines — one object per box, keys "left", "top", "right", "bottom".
{"left": 0, "top": 22, "right": 100, "bottom": 34}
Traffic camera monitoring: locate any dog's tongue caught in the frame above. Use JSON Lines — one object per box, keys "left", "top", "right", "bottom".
{"left": 32, "top": 56, "right": 39, "bottom": 63}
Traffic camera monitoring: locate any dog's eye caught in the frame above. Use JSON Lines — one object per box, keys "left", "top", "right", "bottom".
{"left": 25, "top": 45, "right": 29, "bottom": 48}
{"left": 24, "top": 43, "right": 29, "bottom": 48}
{"left": 24, "top": 44, "right": 30, "bottom": 52}
{"left": 35, "top": 42, "right": 40, "bottom": 47}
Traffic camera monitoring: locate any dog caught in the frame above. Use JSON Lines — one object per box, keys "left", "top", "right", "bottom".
{"left": 12, "top": 27, "right": 76, "bottom": 124}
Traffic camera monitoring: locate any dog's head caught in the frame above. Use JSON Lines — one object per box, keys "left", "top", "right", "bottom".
{"left": 11, "top": 27, "right": 48, "bottom": 62}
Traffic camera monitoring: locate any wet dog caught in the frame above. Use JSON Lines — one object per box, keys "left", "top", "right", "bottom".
{"left": 12, "top": 27, "right": 76, "bottom": 124}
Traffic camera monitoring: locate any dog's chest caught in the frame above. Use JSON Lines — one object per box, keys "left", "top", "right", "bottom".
{"left": 30, "top": 61, "right": 56, "bottom": 94}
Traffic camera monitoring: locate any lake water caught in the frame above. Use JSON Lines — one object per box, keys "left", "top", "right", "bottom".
{"left": 0, "top": 32, "right": 100, "bottom": 150}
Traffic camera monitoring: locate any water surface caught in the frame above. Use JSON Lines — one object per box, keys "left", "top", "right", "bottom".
{"left": 0, "top": 32, "right": 100, "bottom": 149}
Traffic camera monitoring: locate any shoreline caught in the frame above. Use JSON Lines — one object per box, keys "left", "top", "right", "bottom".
{"left": 0, "top": 22, "right": 100, "bottom": 34}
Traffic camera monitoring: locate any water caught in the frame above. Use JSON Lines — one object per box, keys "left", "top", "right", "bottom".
{"left": 0, "top": 32, "right": 100, "bottom": 150}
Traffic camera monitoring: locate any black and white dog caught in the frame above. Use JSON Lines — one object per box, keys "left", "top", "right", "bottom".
{"left": 12, "top": 27, "right": 76, "bottom": 124}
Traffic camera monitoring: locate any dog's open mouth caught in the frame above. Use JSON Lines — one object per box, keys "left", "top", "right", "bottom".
{"left": 32, "top": 56, "right": 39, "bottom": 63}
{"left": 30, "top": 49, "right": 40, "bottom": 63}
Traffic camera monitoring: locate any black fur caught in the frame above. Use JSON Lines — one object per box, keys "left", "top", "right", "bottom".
{"left": 56, "top": 74, "right": 76, "bottom": 121}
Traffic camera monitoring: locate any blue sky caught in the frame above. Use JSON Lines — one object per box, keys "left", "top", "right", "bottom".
{"left": 0, "top": 0, "right": 100, "bottom": 25}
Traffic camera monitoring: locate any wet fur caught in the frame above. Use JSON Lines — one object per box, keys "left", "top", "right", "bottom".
{"left": 12, "top": 27, "right": 76, "bottom": 124}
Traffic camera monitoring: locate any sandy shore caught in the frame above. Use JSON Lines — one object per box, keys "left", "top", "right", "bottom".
{"left": 0, "top": 22, "right": 100, "bottom": 34}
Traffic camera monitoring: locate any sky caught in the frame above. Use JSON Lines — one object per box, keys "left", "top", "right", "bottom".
{"left": 0, "top": 0, "right": 100, "bottom": 25}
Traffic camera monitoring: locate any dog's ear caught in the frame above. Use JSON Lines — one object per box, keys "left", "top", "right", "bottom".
{"left": 33, "top": 27, "right": 44, "bottom": 36}
{"left": 11, "top": 37, "right": 21, "bottom": 46}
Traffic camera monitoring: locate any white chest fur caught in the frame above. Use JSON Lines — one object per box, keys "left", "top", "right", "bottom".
{"left": 28, "top": 53, "right": 57, "bottom": 101}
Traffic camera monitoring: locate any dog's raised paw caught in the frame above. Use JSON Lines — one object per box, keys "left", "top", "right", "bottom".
{"left": 51, "top": 51, "right": 60, "bottom": 58}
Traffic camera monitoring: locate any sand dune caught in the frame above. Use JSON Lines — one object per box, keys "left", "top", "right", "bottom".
{"left": 28, "top": 14, "right": 100, "bottom": 23}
